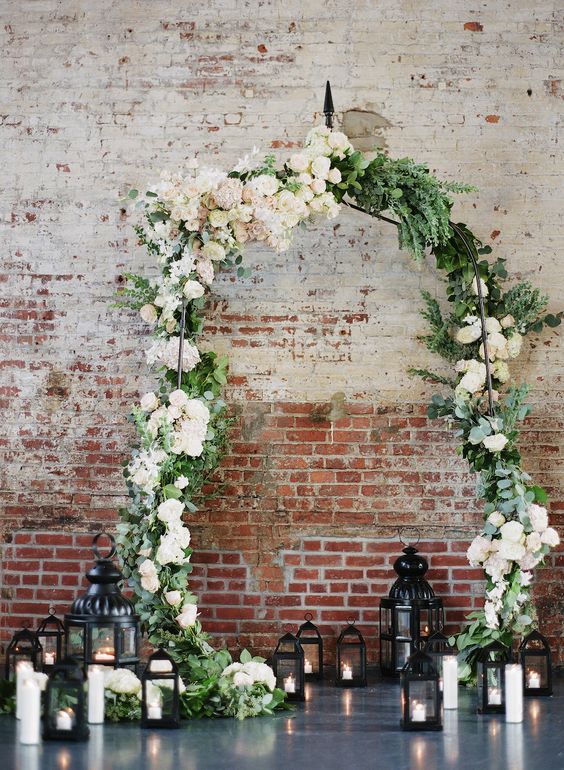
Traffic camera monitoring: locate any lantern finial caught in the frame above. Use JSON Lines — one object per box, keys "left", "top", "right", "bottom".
{"left": 323, "top": 81, "right": 335, "bottom": 129}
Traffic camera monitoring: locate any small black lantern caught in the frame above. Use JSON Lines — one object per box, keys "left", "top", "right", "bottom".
{"left": 400, "top": 643, "right": 442, "bottom": 731}
{"left": 64, "top": 533, "right": 139, "bottom": 673}
{"left": 4, "top": 628, "right": 43, "bottom": 681}
{"left": 424, "top": 622, "right": 456, "bottom": 689}
{"left": 43, "top": 657, "right": 89, "bottom": 742}
{"left": 271, "top": 631, "right": 305, "bottom": 702}
{"left": 380, "top": 535, "right": 444, "bottom": 677}
{"left": 296, "top": 613, "right": 323, "bottom": 680}
{"left": 336, "top": 621, "right": 367, "bottom": 688}
{"left": 141, "top": 649, "right": 181, "bottom": 729}
{"left": 36, "top": 608, "right": 65, "bottom": 670}
{"left": 519, "top": 630, "right": 552, "bottom": 696}
{"left": 476, "top": 641, "right": 509, "bottom": 714}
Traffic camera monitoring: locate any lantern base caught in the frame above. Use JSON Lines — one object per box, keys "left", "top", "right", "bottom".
{"left": 335, "top": 678, "right": 367, "bottom": 688}
{"left": 400, "top": 719, "right": 443, "bottom": 732}
{"left": 142, "top": 719, "right": 180, "bottom": 729}
{"left": 44, "top": 726, "right": 90, "bottom": 742}
{"left": 524, "top": 686, "right": 552, "bottom": 697}
{"left": 477, "top": 705, "right": 505, "bottom": 715}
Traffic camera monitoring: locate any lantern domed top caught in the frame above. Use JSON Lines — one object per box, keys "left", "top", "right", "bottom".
{"left": 68, "top": 533, "right": 136, "bottom": 619}
{"left": 389, "top": 545, "right": 435, "bottom": 600}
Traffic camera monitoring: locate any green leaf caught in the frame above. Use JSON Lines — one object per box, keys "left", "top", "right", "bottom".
{"left": 530, "top": 485, "right": 548, "bottom": 505}
{"left": 468, "top": 427, "right": 485, "bottom": 444}
{"left": 544, "top": 313, "right": 561, "bottom": 328}
{"left": 128, "top": 189, "right": 138, "bottom": 199}
{"left": 163, "top": 484, "right": 182, "bottom": 500}
{"left": 240, "top": 649, "right": 252, "bottom": 664}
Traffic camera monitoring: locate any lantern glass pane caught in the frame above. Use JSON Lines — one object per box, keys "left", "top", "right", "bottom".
{"left": 396, "top": 608, "right": 411, "bottom": 638}
{"left": 525, "top": 659, "right": 547, "bottom": 689}
{"left": 91, "top": 626, "right": 115, "bottom": 662}
{"left": 275, "top": 659, "right": 300, "bottom": 694}
{"left": 67, "top": 627, "right": 85, "bottom": 656}
{"left": 120, "top": 627, "right": 136, "bottom": 657}
{"left": 381, "top": 639, "right": 392, "bottom": 668}
{"left": 46, "top": 684, "right": 80, "bottom": 734}
{"left": 301, "top": 643, "right": 319, "bottom": 673}
{"left": 486, "top": 667, "right": 503, "bottom": 706}
{"left": 396, "top": 641, "right": 411, "bottom": 670}
{"left": 382, "top": 607, "right": 392, "bottom": 634}
{"left": 340, "top": 648, "right": 361, "bottom": 679}
{"left": 419, "top": 610, "right": 430, "bottom": 637}
{"left": 408, "top": 680, "right": 437, "bottom": 721}
{"left": 147, "top": 679, "right": 176, "bottom": 720}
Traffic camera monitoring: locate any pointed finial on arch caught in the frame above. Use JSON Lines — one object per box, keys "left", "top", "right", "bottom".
{"left": 323, "top": 80, "right": 335, "bottom": 129}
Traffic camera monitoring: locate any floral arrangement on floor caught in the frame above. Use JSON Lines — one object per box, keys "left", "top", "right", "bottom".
{"left": 118, "top": 122, "right": 560, "bottom": 704}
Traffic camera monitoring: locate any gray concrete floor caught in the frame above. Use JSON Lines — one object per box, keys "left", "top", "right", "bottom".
{"left": 3, "top": 674, "right": 563, "bottom": 770}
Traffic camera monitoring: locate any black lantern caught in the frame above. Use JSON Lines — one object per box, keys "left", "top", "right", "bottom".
{"left": 519, "top": 630, "right": 552, "bottom": 696}
{"left": 296, "top": 613, "right": 323, "bottom": 680}
{"left": 271, "top": 631, "right": 305, "bottom": 702}
{"left": 380, "top": 537, "right": 444, "bottom": 677}
{"left": 43, "top": 657, "right": 89, "bottom": 742}
{"left": 476, "top": 641, "right": 509, "bottom": 714}
{"left": 141, "top": 649, "right": 181, "bottom": 729}
{"left": 400, "top": 643, "right": 442, "bottom": 731}
{"left": 336, "top": 621, "right": 367, "bottom": 687}
{"left": 36, "top": 608, "right": 65, "bottom": 670}
{"left": 4, "top": 628, "right": 43, "bottom": 681}
{"left": 424, "top": 622, "right": 456, "bottom": 689}
{"left": 64, "top": 533, "right": 139, "bottom": 673}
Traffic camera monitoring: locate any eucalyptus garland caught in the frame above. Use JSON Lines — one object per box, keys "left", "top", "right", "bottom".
{"left": 118, "top": 124, "right": 560, "bottom": 709}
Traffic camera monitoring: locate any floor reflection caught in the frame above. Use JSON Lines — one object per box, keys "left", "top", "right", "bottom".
{"left": 505, "top": 723, "right": 524, "bottom": 770}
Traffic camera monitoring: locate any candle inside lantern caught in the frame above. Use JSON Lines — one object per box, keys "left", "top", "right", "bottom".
{"left": 304, "top": 659, "right": 313, "bottom": 675}
{"left": 443, "top": 656, "right": 458, "bottom": 710}
{"left": 19, "top": 678, "right": 41, "bottom": 745}
{"left": 16, "top": 661, "right": 34, "bottom": 720}
{"left": 56, "top": 708, "right": 75, "bottom": 731}
{"left": 488, "top": 687, "right": 502, "bottom": 705}
{"left": 527, "top": 669, "right": 541, "bottom": 690}
{"left": 88, "top": 666, "right": 105, "bottom": 724}
{"left": 284, "top": 674, "right": 296, "bottom": 693}
{"left": 148, "top": 702, "right": 162, "bottom": 720}
{"left": 505, "top": 664, "right": 523, "bottom": 723}
{"left": 341, "top": 664, "right": 353, "bottom": 680}
{"left": 93, "top": 647, "right": 115, "bottom": 663}
{"left": 44, "top": 651, "right": 56, "bottom": 666}
{"left": 411, "top": 700, "right": 427, "bottom": 722}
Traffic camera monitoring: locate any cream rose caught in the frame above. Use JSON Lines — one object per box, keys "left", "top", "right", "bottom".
{"left": 140, "top": 392, "right": 159, "bottom": 412}
{"left": 176, "top": 603, "right": 198, "bottom": 628}
{"left": 540, "top": 528, "right": 560, "bottom": 547}
{"left": 164, "top": 590, "right": 183, "bottom": 606}
{"left": 183, "top": 280, "right": 205, "bottom": 300}
{"left": 288, "top": 153, "right": 309, "bottom": 173}
{"left": 140, "top": 304, "right": 158, "bottom": 324}
{"left": 310, "top": 156, "right": 331, "bottom": 179}
{"left": 500, "top": 520, "right": 524, "bottom": 543}
{"left": 456, "top": 324, "right": 482, "bottom": 344}
{"left": 500, "top": 314, "right": 515, "bottom": 329}
{"left": 528, "top": 504, "right": 548, "bottom": 533}
{"left": 482, "top": 433, "right": 508, "bottom": 452}
{"left": 202, "top": 241, "right": 226, "bottom": 261}
{"left": 169, "top": 388, "right": 189, "bottom": 409}
{"left": 487, "top": 511, "right": 506, "bottom": 529}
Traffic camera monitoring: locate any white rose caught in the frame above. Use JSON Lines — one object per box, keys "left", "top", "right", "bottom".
{"left": 310, "top": 156, "right": 331, "bottom": 179}
{"left": 183, "top": 280, "right": 205, "bottom": 300}
{"left": 241, "top": 661, "right": 276, "bottom": 691}
{"left": 176, "top": 603, "right": 198, "bottom": 628}
{"left": 506, "top": 333, "right": 523, "bottom": 358}
{"left": 174, "top": 475, "right": 189, "bottom": 490}
{"left": 483, "top": 553, "right": 510, "bottom": 581}
{"left": 208, "top": 209, "right": 230, "bottom": 228}
{"left": 157, "top": 498, "right": 185, "bottom": 525}
{"left": 540, "top": 527, "right": 560, "bottom": 547}
{"left": 140, "top": 392, "right": 159, "bottom": 412}
{"left": 467, "top": 535, "right": 492, "bottom": 565}
{"left": 456, "top": 324, "right": 482, "bottom": 344}
{"left": 526, "top": 532, "right": 542, "bottom": 552}
{"left": 167, "top": 404, "right": 182, "bottom": 420}
{"left": 140, "top": 304, "right": 158, "bottom": 324}
{"left": 202, "top": 241, "right": 226, "bottom": 261}
{"left": 471, "top": 276, "right": 489, "bottom": 297}
{"left": 500, "top": 314, "right": 515, "bottom": 329}
{"left": 104, "top": 668, "right": 142, "bottom": 695}
{"left": 327, "top": 131, "right": 350, "bottom": 152}
{"left": 497, "top": 540, "right": 526, "bottom": 561}
{"left": 288, "top": 153, "right": 309, "bottom": 173}
{"left": 487, "top": 511, "right": 506, "bottom": 529}
{"left": 156, "top": 535, "right": 185, "bottom": 566}
{"left": 233, "top": 671, "right": 254, "bottom": 687}
{"left": 459, "top": 368, "right": 485, "bottom": 393}
{"left": 298, "top": 172, "right": 313, "bottom": 185}
{"left": 500, "top": 520, "right": 524, "bottom": 543}
{"left": 221, "top": 662, "right": 244, "bottom": 677}
{"left": 184, "top": 399, "right": 210, "bottom": 423}
{"left": 310, "top": 178, "right": 326, "bottom": 194}
{"left": 251, "top": 174, "right": 279, "bottom": 197}
{"left": 169, "top": 389, "right": 189, "bottom": 409}
{"left": 484, "top": 600, "right": 499, "bottom": 630}
{"left": 482, "top": 433, "right": 508, "bottom": 452}
{"left": 528, "top": 504, "right": 549, "bottom": 533}
{"left": 164, "top": 590, "right": 183, "bottom": 606}
{"left": 327, "top": 167, "right": 342, "bottom": 184}
{"left": 484, "top": 317, "right": 501, "bottom": 334}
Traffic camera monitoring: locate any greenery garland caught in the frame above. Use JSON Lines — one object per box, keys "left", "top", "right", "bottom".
{"left": 118, "top": 124, "right": 560, "bottom": 713}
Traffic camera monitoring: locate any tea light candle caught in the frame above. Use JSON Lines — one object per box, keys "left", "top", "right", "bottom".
{"left": 284, "top": 675, "right": 296, "bottom": 693}
{"left": 527, "top": 670, "right": 541, "bottom": 690}
{"left": 488, "top": 687, "right": 502, "bottom": 705}
{"left": 411, "top": 700, "right": 427, "bottom": 722}
{"left": 19, "top": 678, "right": 40, "bottom": 744}
{"left": 342, "top": 664, "right": 353, "bottom": 680}
{"left": 93, "top": 649, "right": 115, "bottom": 663}
{"left": 148, "top": 703, "right": 162, "bottom": 720}
{"left": 88, "top": 665, "right": 105, "bottom": 724}
{"left": 56, "top": 708, "right": 74, "bottom": 731}
{"left": 44, "top": 652, "right": 56, "bottom": 666}
{"left": 505, "top": 664, "right": 523, "bottom": 723}
{"left": 443, "top": 656, "right": 458, "bottom": 710}
{"left": 16, "top": 661, "right": 34, "bottom": 720}
{"left": 304, "top": 660, "right": 313, "bottom": 675}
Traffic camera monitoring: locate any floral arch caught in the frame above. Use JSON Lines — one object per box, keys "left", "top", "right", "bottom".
{"left": 117, "top": 101, "right": 560, "bottom": 717}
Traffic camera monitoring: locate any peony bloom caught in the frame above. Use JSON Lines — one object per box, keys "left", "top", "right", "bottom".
{"left": 156, "top": 534, "right": 186, "bottom": 566}
{"left": 467, "top": 535, "right": 493, "bottom": 565}
{"left": 184, "top": 398, "right": 210, "bottom": 423}
{"left": 311, "top": 156, "right": 331, "bottom": 179}
{"left": 327, "top": 131, "right": 351, "bottom": 153}
{"left": 176, "top": 603, "right": 198, "bottom": 628}
{"left": 500, "top": 520, "right": 524, "bottom": 543}
{"left": 288, "top": 153, "right": 309, "bottom": 173}
{"left": 484, "top": 331, "right": 509, "bottom": 361}
{"left": 456, "top": 323, "right": 482, "bottom": 344}
{"left": 164, "top": 590, "right": 183, "bottom": 606}
{"left": 540, "top": 528, "right": 560, "bottom": 547}
{"left": 233, "top": 671, "right": 254, "bottom": 688}
{"left": 310, "top": 178, "right": 326, "bottom": 194}
{"left": 168, "top": 389, "right": 189, "bottom": 409}
{"left": 526, "top": 532, "right": 542, "bottom": 552}
{"left": 138, "top": 559, "right": 160, "bottom": 593}
{"left": 140, "top": 304, "right": 158, "bottom": 324}
{"left": 497, "top": 540, "right": 526, "bottom": 561}
{"left": 459, "top": 362, "right": 486, "bottom": 393}
{"left": 140, "top": 392, "right": 159, "bottom": 412}
{"left": 183, "top": 280, "right": 205, "bottom": 300}
{"left": 104, "top": 668, "right": 142, "bottom": 695}
{"left": 528, "top": 503, "right": 549, "bottom": 533}
{"left": 482, "top": 433, "right": 508, "bottom": 452}
{"left": 484, "top": 317, "right": 501, "bottom": 334}
{"left": 241, "top": 661, "right": 276, "bottom": 691}
{"left": 249, "top": 174, "right": 279, "bottom": 197}
{"left": 157, "top": 499, "right": 185, "bottom": 525}
{"left": 487, "top": 511, "right": 506, "bottom": 529}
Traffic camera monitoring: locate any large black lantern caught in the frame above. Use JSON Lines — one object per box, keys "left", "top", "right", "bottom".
{"left": 424, "top": 622, "right": 456, "bottom": 689}
{"left": 4, "top": 628, "right": 43, "bottom": 681}
{"left": 64, "top": 533, "right": 139, "bottom": 672}
{"left": 476, "top": 641, "right": 509, "bottom": 714}
{"left": 400, "top": 643, "right": 442, "bottom": 731}
{"left": 271, "top": 631, "right": 305, "bottom": 702}
{"left": 519, "top": 630, "right": 552, "bottom": 696}
{"left": 380, "top": 537, "right": 444, "bottom": 677}
{"left": 336, "top": 622, "right": 367, "bottom": 687}
{"left": 43, "top": 657, "right": 89, "bottom": 742}
{"left": 36, "top": 608, "right": 65, "bottom": 670}
{"left": 296, "top": 613, "right": 323, "bottom": 680}
{"left": 141, "top": 649, "right": 181, "bottom": 729}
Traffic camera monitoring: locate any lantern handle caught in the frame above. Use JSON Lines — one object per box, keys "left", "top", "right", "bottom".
{"left": 346, "top": 618, "right": 356, "bottom": 626}
{"left": 92, "top": 532, "right": 117, "bottom": 561}
{"left": 304, "top": 612, "right": 313, "bottom": 622}
{"left": 283, "top": 624, "right": 295, "bottom": 634}
{"left": 48, "top": 606, "right": 56, "bottom": 616}
{"left": 398, "top": 526, "right": 420, "bottom": 548}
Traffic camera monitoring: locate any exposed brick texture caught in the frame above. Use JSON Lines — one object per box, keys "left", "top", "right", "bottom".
{"left": 0, "top": 1, "right": 563, "bottom": 663}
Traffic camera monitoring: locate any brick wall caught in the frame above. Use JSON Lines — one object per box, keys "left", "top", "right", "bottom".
{"left": 1, "top": 1, "right": 563, "bottom": 663}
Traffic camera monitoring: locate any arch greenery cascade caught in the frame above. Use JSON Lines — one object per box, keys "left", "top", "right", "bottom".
{"left": 118, "top": 118, "right": 560, "bottom": 719}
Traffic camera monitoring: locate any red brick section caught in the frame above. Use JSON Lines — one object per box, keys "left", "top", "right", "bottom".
{"left": 1, "top": 402, "right": 562, "bottom": 664}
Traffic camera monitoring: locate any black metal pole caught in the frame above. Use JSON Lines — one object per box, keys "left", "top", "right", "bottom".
{"left": 176, "top": 299, "right": 188, "bottom": 390}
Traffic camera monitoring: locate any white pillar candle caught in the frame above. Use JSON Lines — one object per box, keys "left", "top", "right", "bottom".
{"left": 44, "top": 652, "right": 56, "bottom": 666}
{"left": 342, "top": 664, "right": 353, "bottom": 680}
{"left": 88, "top": 665, "right": 106, "bottom": 724}
{"left": 411, "top": 701, "right": 427, "bottom": 722}
{"left": 304, "top": 660, "right": 313, "bottom": 675}
{"left": 505, "top": 664, "right": 523, "bottom": 723}
{"left": 527, "top": 670, "right": 541, "bottom": 689}
{"left": 488, "top": 687, "right": 502, "bottom": 705}
{"left": 284, "top": 675, "right": 296, "bottom": 693}
{"left": 56, "top": 709, "right": 74, "bottom": 731}
{"left": 19, "top": 678, "right": 41, "bottom": 745}
{"left": 148, "top": 704, "right": 163, "bottom": 720}
{"left": 443, "top": 656, "right": 458, "bottom": 710}
{"left": 16, "top": 662, "right": 34, "bottom": 720}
